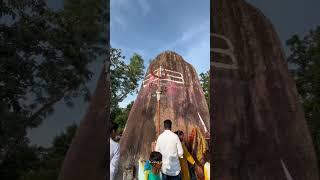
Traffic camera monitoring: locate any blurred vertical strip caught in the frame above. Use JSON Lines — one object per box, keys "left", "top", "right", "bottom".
{"left": 211, "top": 0, "right": 318, "bottom": 179}
{"left": 210, "top": 0, "right": 215, "bottom": 179}
{"left": 58, "top": 0, "right": 110, "bottom": 180}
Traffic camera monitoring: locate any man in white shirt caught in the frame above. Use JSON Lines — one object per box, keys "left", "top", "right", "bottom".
{"left": 110, "top": 123, "right": 120, "bottom": 180}
{"left": 155, "top": 119, "right": 183, "bottom": 180}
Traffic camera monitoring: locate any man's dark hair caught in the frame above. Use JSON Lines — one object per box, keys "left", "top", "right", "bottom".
{"left": 110, "top": 123, "right": 118, "bottom": 134}
{"left": 150, "top": 151, "right": 162, "bottom": 162}
{"left": 175, "top": 130, "right": 184, "bottom": 136}
{"left": 163, "top": 119, "right": 172, "bottom": 129}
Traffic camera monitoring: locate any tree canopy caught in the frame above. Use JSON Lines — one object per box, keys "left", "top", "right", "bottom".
{"left": 286, "top": 26, "right": 320, "bottom": 169}
{"left": 110, "top": 48, "right": 145, "bottom": 111}
{"left": 0, "top": 0, "right": 107, "bottom": 179}
{"left": 200, "top": 70, "right": 210, "bottom": 106}
{"left": 0, "top": 0, "right": 105, "bottom": 164}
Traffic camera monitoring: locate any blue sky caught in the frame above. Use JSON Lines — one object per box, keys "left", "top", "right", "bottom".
{"left": 29, "top": 0, "right": 319, "bottom": 146}
{"left": 247, "top": 0, "right": 320, "bottom": 53}
{"left": 111, "top": 0, "right": 210, "bottom": 107}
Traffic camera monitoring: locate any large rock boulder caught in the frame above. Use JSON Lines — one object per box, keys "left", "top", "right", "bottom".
{"left": 211, "top": 0, "right": 319, "bottom": 179}
{"left": 58, "top": 65, "right": 109, "bottom": 180}
{"left": 119, "top": 51, "right": 210, "bottom": 176}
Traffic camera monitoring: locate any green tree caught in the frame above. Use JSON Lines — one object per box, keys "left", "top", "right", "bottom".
{"left": 19, "top": 124, "right": 78, "bottom": 180}
{"left": 0, "top": 139, "right": 40, "bottom": 180}
{"left": 110, "top": 48, "right": 144, "bottom": 128}
{"left": 200, "top": 70, "right": 210, "bottom": 106}
{"left": 0, "top": 0, "right": 104, "bottom": 177}
{"left": 110, "top": 48, "right": 145, "bottom": 111}
{"left": 286, "top": 26, "right": 320, "bottom": 169}
{"left": 113, "top": 101, "right": 134, "bottom": 129}
{"left": 0, "top": 124, "right": 78, "bottom": 180}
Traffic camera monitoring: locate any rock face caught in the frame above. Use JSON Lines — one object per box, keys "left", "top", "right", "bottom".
{"left": 58, "top": 65, "right": 109, "bottom": 180}
{"left": 211, "top": 0, "right": 319, "bottom": 179}
{"left": 119, "top": 51, "right": 210, "bottom": 173}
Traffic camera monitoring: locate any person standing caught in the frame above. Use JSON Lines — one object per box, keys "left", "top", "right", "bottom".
{"left": 110, "top": 123, "right": 120, "bottom": 180}
{"left": 155, "top": 119, "right": 183, "bottom": 180}
{"left": 175, "top": 130, "right": 203, "bottom": 180}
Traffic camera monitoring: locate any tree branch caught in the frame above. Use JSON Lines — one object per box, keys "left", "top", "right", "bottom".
{"left": 28, "top": 88, "right": 71, "bottom": 123}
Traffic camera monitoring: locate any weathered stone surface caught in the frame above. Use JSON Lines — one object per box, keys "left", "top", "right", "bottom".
{"left": 118, "top": 51, "right": 210, "bottom": 176}
{"left": 58, "top": 65, "right": 109, "bottom": 180}
{"left": 211, "top": 0, "right": 319, "bottom": 179}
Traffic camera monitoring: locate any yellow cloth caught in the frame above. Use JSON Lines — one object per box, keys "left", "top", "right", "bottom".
{"left": 179, "top": 144, "right": 195, "bottom": 180}
{"left": 204, "top": 162, "right": 210, "bottom": 180}
{"left": 188, "top": 127, "right": 209, "bottom": 179}
{"left": 191, "top": 127, "right": 207, "bottom": 163}
{"left": 139, "top": 160, "right": 145, "bottom": 180}
{"left": 144, "top": 170, "right": 149, "bottom": 180}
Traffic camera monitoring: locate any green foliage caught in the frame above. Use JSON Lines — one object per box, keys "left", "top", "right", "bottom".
{"left": 109, "top": 48, "right": 144, "bottom": 129}
{"left": 0, "top": 139, "right": 40, "bottom": 180}
{"left": 111, "top": 101, "right": 134, "bottom": 129}
{"left": 19, "top": 124, "right": 78, "bottom": 180}
{"left": 200, "top": 71, "right": 210, "bottom": 106}
{"left": 286, "top": 26, "right": 320, "bottom": 169}
{"left": 110, "top": 48, "right": 145, "bottom": 110}
{"left": 0, "top": 124, "right": 77, "bottom": 180}
{"left": 0, "top": 0, "right": 104, "bottom": 179}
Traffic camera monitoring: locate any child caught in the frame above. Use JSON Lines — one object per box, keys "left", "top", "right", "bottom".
{"left": 144, "top": 151, "right": 162, "bottom": 180}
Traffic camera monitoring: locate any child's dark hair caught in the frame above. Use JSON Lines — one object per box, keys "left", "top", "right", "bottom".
{"left": 149, "top": 151, "right": 162, "bottom": 163}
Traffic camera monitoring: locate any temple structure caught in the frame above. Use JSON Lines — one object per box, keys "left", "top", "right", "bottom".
{"left": 211, "top": 0, "right": 319, "bottom": 179}
{"left": 118, "top": 51, "right": 210, "bottom": 178}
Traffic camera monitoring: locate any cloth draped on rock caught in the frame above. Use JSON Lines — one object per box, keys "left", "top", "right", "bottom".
{"left": 187, "top": 127, "right": 208, "bottom": 179}
{"left": 179, "top": 144, "right": 195, "bottom": 180}
{"left": 204, "top": 162, "right": 210, "bottom": 180}
{"left": 138, "top": 160, "right": 146, "bottom": 180}
{"left": 188, "top": 127, "right": 208, "bottom": 165}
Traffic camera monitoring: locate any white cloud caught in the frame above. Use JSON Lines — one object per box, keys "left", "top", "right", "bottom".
{"left": 181, "top": 21, "right": 208, "bottom": 42}
{"left": 111, "top": 0, "right": 131, "bottom": 30}
{"left": 137, "top": 0, "right": 151, "bottom": 15}
{"left": 184, "top": 21, "right": 210, "bottom": 74}
{"left": 111, "top": 0, "right": 151, "bottom": 30}
{"left": 184, "top": 35, "right": 210, "bottom": 74}
{"left": 118, "top": 28, "right": 210, "bottom": 107}
{"left": 111, "top": 4, "right": 209, "bottom": 107}
{"left": 110, "top": 41, "right": 147, "bottom": 64}
{"left": 161, "top": 20, "right": 209, "bottom": 51}
{"left": 111, "top": 15, "right": 126, "bottom": 29}
{"left": 111, "top": 0, "right": 131, "bottom": 9}
{"left": 157, "top": 20, "right": 210, "bottom": 74}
